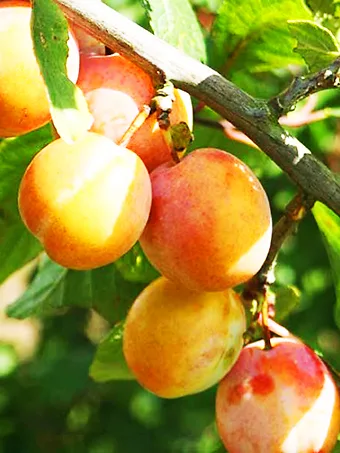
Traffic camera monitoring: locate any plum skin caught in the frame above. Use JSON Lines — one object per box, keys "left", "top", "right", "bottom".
{"left": 123, "top": 276, "right": 246, "bottom": 399}
{"left": 140, "top": 148, "right": 272, "bottom": 292}
{"left": 18, "top": 132, "right": 152, "bottom": 270}
{"left": 216, "top": 337, "right": 340, "bottom": 453}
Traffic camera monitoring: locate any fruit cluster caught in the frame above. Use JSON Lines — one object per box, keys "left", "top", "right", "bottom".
{"left": 2, "top": 2, "right": 339, "bottom": 452}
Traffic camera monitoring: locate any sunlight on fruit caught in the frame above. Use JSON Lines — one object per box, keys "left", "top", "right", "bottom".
{"left": 216, "top": 338, "right": 340, "bottom": 453}
{"left": 281, "top": 372, "right": 338, "bottom": 452}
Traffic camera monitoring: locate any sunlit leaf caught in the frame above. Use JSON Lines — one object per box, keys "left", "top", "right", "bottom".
{"left": 305, "top": 0, "right": 335, "bottom": 15}
{"left": 0, "top": 214, "right": 42, "bottom": 285}
{"left": 89, "top": 322, "right": 134, "bottom": 382}
{"left": 313, "top": 202, "right": 340, "bottom": 329}
{"left": 6, "top": 255, "right": 67, "bottom": 319}
{"left": 288, "top": 20, "right": 340, "bottom": 71}
{"left": 32, "top": 0, "right": 92, "bottom": 143}
{"left": 274, "top": 285, "right": 301, "bottom": 321}
{"left": 7, "top": 255, "right": 144, "bottom": 322}
{"left": 141, "top": 0, "right": 207, "bottom": 61}
{"left": 210, "top": 0, "right": 311, "bottom": 88}
{"left": 115, "top": 242, "right": 159, "bottom": 283}
{"left": 0, "top": 125, "right": 52, "bottom": 204}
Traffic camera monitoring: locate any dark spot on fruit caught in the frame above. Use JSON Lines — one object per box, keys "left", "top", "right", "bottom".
{"left": 250, "top": 373, "right": 275, "bottom": 396}
{"left": 227, "top": 383, "right": 247, "bottom": 405}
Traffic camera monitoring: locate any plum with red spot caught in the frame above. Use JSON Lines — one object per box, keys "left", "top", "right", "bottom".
{"left": 216, "top": 337, "right": 340, "bottom": 453}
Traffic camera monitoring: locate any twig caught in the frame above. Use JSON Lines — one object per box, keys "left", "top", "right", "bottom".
{"left": 245, "top": 193, "right": 316, "bottom": 296}
{"left": 194, "top": 117, "right": 259, "bottom": 148}
{"left": 54, "top": 0, "right": 340, "bottom": 216}
{"left": 118, "top": 106, "right": 151, "bottom": 148}
{"left": 194, "top": 95, "right": 329, "bottom": 146}
{"left": 266, "top": 318, "right": 296, "bottom": 338}
{"left": 270, "top": 57, "right": 340, "bottom": 117}
{"left": 242, "top": 193, "right": 315, "bottom": 346}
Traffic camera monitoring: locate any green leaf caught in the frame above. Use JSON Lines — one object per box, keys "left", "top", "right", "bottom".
{"left": 288, "top": 20, "right": 340, "bottom": 71}
{"left": 90, "top": 322, "right": 135, "bottom": 382}
{"left": 141, "top": 0, "right": 207, "bottom": 62}
{"left": 313, "top": 202, "right": 340, "bottom": 329}
{"left": 6, "top": 255, "right": 67, "bottom": 319}
{"left": 31, "top": 0, "right": 92, "bottom": 143}
{"left": 274, "top": 285, "right": 301, "bottom": 322}
{"left": 67, "top": 265, "right": 145, "bottom": 324}
{"left": 7, "top": 255, "right": 145, "bottom": 322}
{"left": 210, "top": 0, "right": 311, "bottom": 82}
{"left": 0, "top": 214, "right": 42, "bottom": 285}
{"left": 306, "top": 0, "right": 336, "bottom": 16}
{"left": 306, "top": 1, "right": 340, "bottom": 36}
{"left": 115, "top": 242, "right": 159, "bottom": 283}
{"left": 0, "top": 125, "right": 53, "bottom": 204}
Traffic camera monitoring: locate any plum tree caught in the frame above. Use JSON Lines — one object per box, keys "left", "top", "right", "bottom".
{"left": 216, "top": 337, "right": 340, "bottom": 453}
{"left": 139, "top": 148, "right": 272, "bottom": 292}
{"left": 18, "top": 132, "right": 152, "bottom": 270}
{"left": 123, "top": 276, "right": 246, "bottom": 399}
{"left": 76, "top": 53, "right": 193, "bottom": 171}
{"left": 0, "top": 1, "right": 80, "bottom": 137}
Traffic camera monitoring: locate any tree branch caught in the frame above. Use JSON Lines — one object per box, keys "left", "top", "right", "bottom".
{"left": 243, "top": 192, "right": 315, "bottom": 299}
{"left": 55, "top": 0, "right": 340, "bottom": 216}
{"left": 270, "top": 58, "right": 340, "bottom": 117}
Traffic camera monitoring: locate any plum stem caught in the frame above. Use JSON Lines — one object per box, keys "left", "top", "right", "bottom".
{"left": 249, "top": 192, "right": 315, "bottom": 293}
{"left": 261, "top": 291, "right": 272, "bottom": 350}
{"left": 118, "top": 105, "right": 151, "bottom": 148}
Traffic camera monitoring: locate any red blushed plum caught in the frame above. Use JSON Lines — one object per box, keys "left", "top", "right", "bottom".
{"left": 216, "top": 337, "right": 340, "bottom": 453}
{"left": 123, "top": 276, "right": 246, "bottom": 399}
{"left": 77, "top": 54, "right": 193, "bottom": 171}
{"left": 139, "top": 148, "right": 272, "bottom": 292}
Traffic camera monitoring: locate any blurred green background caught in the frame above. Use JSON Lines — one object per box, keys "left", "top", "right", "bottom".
{"left": 0, "top": 0, "right": 340, "bottom": 452}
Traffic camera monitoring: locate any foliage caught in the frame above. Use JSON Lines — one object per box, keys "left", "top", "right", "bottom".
{"left": 0, "top": 0, "right": 340, "bottom": 452}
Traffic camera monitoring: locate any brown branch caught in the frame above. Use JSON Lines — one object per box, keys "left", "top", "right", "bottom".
{"left": 243, "top": 192, "right": 315, "bottom": 302}
{"left": 270, "top": 58, "right": 340, "bottom": 117}
{"left": 242, "top": 193, "right": 315, "bottom": 347}
{"left": 55, "top": 0, "right": 340, "bottom": 216}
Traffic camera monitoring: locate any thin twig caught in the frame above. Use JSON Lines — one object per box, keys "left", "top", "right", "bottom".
{"left": 270, "top": 57, "right": 340, "bottom": 117}
{"left": 247, "top": 192, "right": 316, "bottom": 294}
{"left": 242, "top": 193, "right": 315, "bottom": 345}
